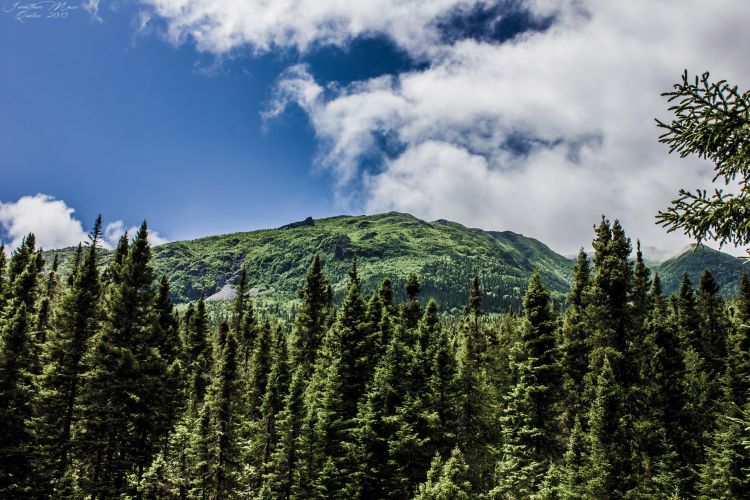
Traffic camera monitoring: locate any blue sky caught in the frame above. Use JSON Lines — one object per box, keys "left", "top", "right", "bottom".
{"left": 2, "top": 1, "right": 749, "bottom": 255}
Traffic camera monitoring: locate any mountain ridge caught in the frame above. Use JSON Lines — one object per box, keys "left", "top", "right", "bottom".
{"left": 44, "top": 212, "right": 746, "bottom": 311}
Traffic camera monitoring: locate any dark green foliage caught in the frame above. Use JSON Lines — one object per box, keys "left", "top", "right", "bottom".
{"left": 656, "top": 71, "right": 750, "bottom": 252}
{"left": 74, "top": 222, "right": 173, "bottom": 496}
{"left": 291, "top": 254, "right": 333, "bottom": 376}
{"left": 7, "top": 211, "right": 750, "bottom": 498}
{"left": 37, "top": 217, "right": 103, "bottom": 491}
{"left": 0, "top": 234, "right": 42, "bottom": 496}
{"left": 560, "top": 249, "right": 590, "bottom": 433}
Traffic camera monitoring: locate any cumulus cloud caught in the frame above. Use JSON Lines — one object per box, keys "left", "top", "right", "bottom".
{"left": 0, "top": 194, "right": 167, "bottom": 251}
{"left": 138, "top": 0, "right": 490, "bottom": 57}
{"left": 140, "top": 0, "right": 750, "bottom": 254}
{"left": 0, "top": 194, "right": 90, "bottom": 251}
{"left": 264, "top": 0, "right": 750, "bottom": 254}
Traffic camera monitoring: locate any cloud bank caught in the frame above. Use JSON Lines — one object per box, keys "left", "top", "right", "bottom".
{"left": 139, "top": 0, "right": 491, "bottom": 57}
{"left": 142, "top": 0, "right": 750, "bottom": 254}
{"left": 0, "top": 194, "right": 167, "bottom": 251}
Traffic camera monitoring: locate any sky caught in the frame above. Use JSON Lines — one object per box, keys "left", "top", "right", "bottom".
{"left": 2, "top": 0, "right": 749, "bottom": 257}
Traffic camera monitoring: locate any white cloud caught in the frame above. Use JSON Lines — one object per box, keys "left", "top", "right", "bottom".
{"left": 0, "top": 194, "right": 168, "bottom": 251}
{"left": 264, "top": 0, "right": 750, "bottom": 255}
{"left": 104, "top": 220, "right": 169, "bottom": 248}
{"left": 0, "top": 194, "right": 90, "bottom": 251}
{"left": 139, "top": 0, "right": 750, "bottom": 255}
{"left": 138, "top": 0, "right": 488, "bottom": 57}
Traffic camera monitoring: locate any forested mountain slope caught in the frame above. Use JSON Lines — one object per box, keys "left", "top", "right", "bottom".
{"left": 44, "top": 212, "right": 744, "bottom": 312}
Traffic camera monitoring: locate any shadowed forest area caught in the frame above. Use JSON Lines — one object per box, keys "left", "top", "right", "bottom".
{"left": 1, "top": 213, "right": 748, "bottom": 498}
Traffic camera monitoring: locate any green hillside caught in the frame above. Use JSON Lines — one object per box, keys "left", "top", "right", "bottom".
{"left": 654, "top": 244, "right": 747, "bottom": 296}
{"left": 44, "top": 213, "right": 747, "bottom": 313}
{"left": 47, "top": 212, "right": 573, "bottom": 313}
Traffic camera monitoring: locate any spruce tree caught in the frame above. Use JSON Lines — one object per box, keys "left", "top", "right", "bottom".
{"left": 184, "top": 294, "right": 212, "bottom": 411}
{"left": 454, "top": 277, "right": 494, "bottom": 491}
{"left": 560, "top": 249, "right": 590, "bottom": 433}
{"left": 0, "top": 234, "right": 42, "bottom": 496}
{"left": 37, "top": 216, "right": 103, "bottom": 491}
{"left": 291, "top": 254, "right": 332, "bottom": 377}
{"left": 262, "top": 366, "right": 306, "bottom": 498}
{"left": 695, "top": 270, "right": 728, "bottom": 386}
{"left": 584, "top": 356, "right": 627, "bottom": 498}
{"left": 493, "top": 271, "right": 560, "bottom": 496}
{"left": 75, "top": 222, "right": 167, "bottom": 495}
{"left": 424, "top": 304, "right": 460, "bottom": 459}
{"left": 0, "top": 244, "right": 7, "bottom": 316}
{"left": 403, "top": 273, "right": 423, "bottom": 330}
{"left": 414, "top": 448, "right": 472, "bottom": 500}
{"left": 34, "top": 254, "right": 60, "bottom": 367}
{"left": 231, "top": 267, "right": 248, "bottom": 335}
{"left": 258, "top": 325, "right": 290, "bottom": 476}
{"left": 330, "top": 259, "right": 370, "bottom": 421}
{"left": 207, "top": 327, "right": 244, "bottom": 498}
{"left": 697, "top": 272, "right": 750, "bottom": 498}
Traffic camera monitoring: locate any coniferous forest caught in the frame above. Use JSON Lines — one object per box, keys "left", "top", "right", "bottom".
{"left": 1, "top": 212, "right": 749, "bottom": 499}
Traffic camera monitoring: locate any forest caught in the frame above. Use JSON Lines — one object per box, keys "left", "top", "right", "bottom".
{"left": 1, "top": 212, "right": 749, "bottom": 499}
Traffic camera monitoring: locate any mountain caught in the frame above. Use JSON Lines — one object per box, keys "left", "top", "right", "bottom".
{"left": 44, "top": 212, "right": 746, "bottom": 313}
{"left": 653, "top": 244, "right": 747, "bottom": 296}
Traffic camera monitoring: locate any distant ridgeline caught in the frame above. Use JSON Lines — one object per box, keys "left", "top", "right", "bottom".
{"left": 44, "top": 212, "right": 746, "bottom": 313}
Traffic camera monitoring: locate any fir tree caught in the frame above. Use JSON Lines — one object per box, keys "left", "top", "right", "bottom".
{"left": 697, "top": 272, "right": 750, "bottom": 498}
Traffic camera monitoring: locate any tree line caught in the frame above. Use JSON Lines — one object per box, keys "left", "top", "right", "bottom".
{"left": 0, "top": 215, "right": 749, "bottom": 498}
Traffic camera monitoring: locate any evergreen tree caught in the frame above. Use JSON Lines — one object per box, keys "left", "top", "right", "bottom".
{"left": 414, "top": 448, "right": 472, "bottom": 500}
{"left": 424, "top": 304, "right": 460, "bottom": 459}
{"left": 291, "top": 254, "right": 332, "bottom": 377}
{"left": 34, "top": 254, "right": 60, "bottom": 368}
{"left": 697, "top": 272, "right": 750, "bottom": 498}
{"left": 0, "top": 244, "right": 7, "bottom": 315}
{"left": 207, "top": 327, "right": 244, "bottom": 498}
{"left": 560, "top": 249, "right": 590, "bottom": 433}
{"left": 184, "top": 295, "right": 212, "bottom": 411}
{"left": 231, "top": 267, "right": 248, "bottom": 335}
{"left": 492, "top": 271, "right": 560, "bottom": 496}
{"left": 0, "top": 234, "right": 42, "bottom": 496}
{"left": 403, "top": 273, "right": 423, "bottom": 330}
{"left": 238, "top": 297, "right": 258, "bottom": 376}
{"left": 454, "top": 277, "right": 494, "bottom": 491}
{"left": 247, "top": 320, "right": 273, "bottom": 420}
{"left": 695, "top": 270, "right": 729, "bottom": 385}
{"left": 258, "top": 325, "right": 290, "bottom": 476}
{"left": 75, "top": 222, "right": 167, "bottom": 495}
{"left": 558, "top": 417, "right": 587, "bottom": 499}
{"left": 584, "top": 356, "right": 627, "bottom": 498}
{"left": 331, "top": 259, "right": 370, "bottom": 421}
{"left": 262, "top": 366, "right": 306, "bottom": 499}
{"left": 37, "top": 217, "right": 103, "bottom": 492}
